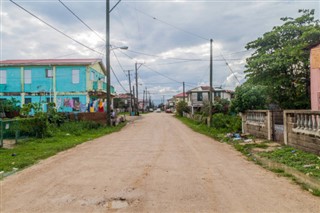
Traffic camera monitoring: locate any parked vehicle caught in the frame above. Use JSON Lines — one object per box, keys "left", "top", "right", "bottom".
{"left": 149, "top": 108, "right": 154, "bottom": 112}
{"left": 165, "top": 108, "right": 172, "bottom": 113}
{"left": 156, "top": 108, "right": 161, "bottom": 113}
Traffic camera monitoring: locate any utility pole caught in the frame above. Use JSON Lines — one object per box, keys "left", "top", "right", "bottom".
{"left": 133, "top": 85, "right": 135, "bottom": 114}
{"left": 183, "top": 81, "right": 185, "bottom": 102}
{"left": 208, "top": 38, "right": 213, "bottom": 127}
{"left": 135, "top": 62, "right": 143, "bottom": 114}
{"left": 127, "top": 70, "right": 133, "bottom": 114}
{"left": 145, "top": 87, "right": 148, "bottom": 109}
{"left": 135, "top": 63, "right": 138, "bottom": 114}
{"left": 106, "top": 0, "right": 111, "bottom": 126}
{"left": 142, "top": 89, "right": 145, "bottom": 112}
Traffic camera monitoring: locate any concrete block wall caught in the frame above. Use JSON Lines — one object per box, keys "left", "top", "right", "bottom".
{"left": 67, "top": 112, "right": 107, "bottom": 125}
{"left": 284, "top": 111, "right": 320, "bottom": 155}
{"left": 242, "top": 110, "right": 271, "bottom": 140}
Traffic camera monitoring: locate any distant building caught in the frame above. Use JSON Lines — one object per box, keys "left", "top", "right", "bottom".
{"left": 114, "top": 93, "right": 133, "bottom": 112}
{"left": 173, "top": 92, "right": 187, "bottom": 103}
{"left": 0, "top": 58, "right": 115, "bottom": 112}
{"left": 186, "top": 86, "right": 234, "bottom": 114}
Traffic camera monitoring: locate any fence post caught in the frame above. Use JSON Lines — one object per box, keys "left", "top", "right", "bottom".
{"left": 283, "top": 111, "right": 288, "bottom": 145}
{"left": 0, "top": 120, "right": 3, "bottom": 148}
{"left": 267, "top": 110, "right": 272, "bottom": 141}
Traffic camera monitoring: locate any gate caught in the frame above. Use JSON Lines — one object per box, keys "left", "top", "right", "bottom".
{"left": 271, "top": 110, "right": 284, "bottom": 143}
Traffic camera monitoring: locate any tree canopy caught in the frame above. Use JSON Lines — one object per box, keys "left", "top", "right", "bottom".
{"left": 230, "top": 82, "right": 268, "bottom": 113}
{"left": 245, "top": 9, "right": 320, "bottom": 109}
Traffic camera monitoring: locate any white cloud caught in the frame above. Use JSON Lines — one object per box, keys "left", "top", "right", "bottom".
{"left": 1, "top": 0, "right": 319, "bottom": 103}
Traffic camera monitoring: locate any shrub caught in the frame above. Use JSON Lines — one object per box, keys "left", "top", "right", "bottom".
{"left": 212, "top": 113, "right": 241, "bottom": 132}
{"left": 176, "top": 101, "right": 189, "bottom": 117}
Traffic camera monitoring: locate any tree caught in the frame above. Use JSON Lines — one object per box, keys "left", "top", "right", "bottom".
{"left": 175, "top": 101, "right": 189, "bottom": 117}
{"left": 230, "top": 83, "right": 268, "bottom": 113}
{"left": 245, "top": 9, "right": 320, "bottom": 109}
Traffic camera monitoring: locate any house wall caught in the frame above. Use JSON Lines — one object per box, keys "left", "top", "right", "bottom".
{"left": 0, "top": 67, "right": 21, "bottom": 93}
{"left": 310, "top": 45, "right": 320, "bottom": 110}
{"left": 56, "top": 66, "right": 86, "bottom": 92}
{"left": 0, "top": 62, "right": 111, "bottom": 113}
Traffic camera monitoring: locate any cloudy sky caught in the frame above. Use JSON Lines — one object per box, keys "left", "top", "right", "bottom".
{"left": 1, "top": 0, "right": 319, "bottom": 104}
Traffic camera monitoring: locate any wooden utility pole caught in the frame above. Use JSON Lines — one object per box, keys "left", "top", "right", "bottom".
{"left": 127, "top": 70, "right": 133, "bottom": 114}
{"left": 142, "top": 90, "right": 145, "bottom": 112}
{"left": 133, "top": 85, "right": 135, "bottom": 114}
{"left": 106, "top": 0, "right": 111, "bottom": 126}
{"left": 208, "top": 39, "right": 213, "bottom": 127}
{"left": 183, "top": 81, "right": 185, "bottom": 102}
{"left": 135, "top": 63, "right": 138, "bottom": 113}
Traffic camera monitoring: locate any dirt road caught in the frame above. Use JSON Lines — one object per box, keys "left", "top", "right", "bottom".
{"left": 1, "top": 113, "right": 319, "bottom": 212}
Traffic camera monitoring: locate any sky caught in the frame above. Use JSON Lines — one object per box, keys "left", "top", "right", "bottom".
{"left": 1, "top": 0, "right": 320, "bottom": 104}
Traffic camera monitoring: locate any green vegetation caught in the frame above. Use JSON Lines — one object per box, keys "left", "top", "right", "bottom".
{"left": 244, "top": 9, "right": 320, "bottom": 109}
{"left": 230, "top": 83, "right": 268, "bottom": 113}
{"left": 0, "top": 121, "right": 125, "bottom": 173}
{"left": 175, "top": 101, "right": 189, "bottom": 117}
{"left": 177, "top": 114, "right": 241, "bottom": 141}
{"left": 258, "top": 147, "right": 320, "bottom": 179}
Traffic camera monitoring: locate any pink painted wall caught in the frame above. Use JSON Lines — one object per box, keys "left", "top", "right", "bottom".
{"left": 310, "top": 44, "right": 320, "bottom": 110}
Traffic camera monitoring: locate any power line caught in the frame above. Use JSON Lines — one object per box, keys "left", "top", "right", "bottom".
{"left": 58, "top": 0, "right": 105, "bottom": 42}
{"left": 128, "top": 4, "right": 209, "bottom": 41}
{"left": 111, "top": 50, "right": 128, "bottom": 78}
{"left": 126, "top": 49, "right": 205, "bottom": 61}
{"left": 110, "top": 0, "right": 122, "bottom": 13}
{"left": 219, "top": 53, "right": 241, "bottom": 84}
{"left": 10, "top": 0, "right": 103, "bottom": 55}
{"left": 142, "top": 64, "right": 181, "bottom": 84}
{"left": 110, "top": 66, "right": 128, "bottom": 93}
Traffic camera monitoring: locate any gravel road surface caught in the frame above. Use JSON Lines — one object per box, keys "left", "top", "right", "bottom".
{"left": 1, "top": 113, "right": 319, "bottom": 212}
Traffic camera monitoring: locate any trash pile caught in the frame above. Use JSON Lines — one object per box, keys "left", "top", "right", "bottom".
{"left": 225, "top": 133, "right": 254, "bottom": 143}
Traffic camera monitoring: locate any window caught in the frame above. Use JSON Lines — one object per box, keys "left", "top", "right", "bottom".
{"left": 215, "top": 92, "right": 221, "bottom": 98}
{"left": 72, "top": 70, "right": 79, "bottom": 84}
{"left": 24, "top": 70, "right": 32, "bottom": 84}
{"left": 72, "top": 97, "right": 80, "bottom": 111}
{"left": 90, "top": 71, "right": 95, "bottom": 81}
{"left": 25, "top": 98, "right": 32, "bottom": 104}
{"left": 46, "top": 69, "right": 53, "bottom": 78}
{"left": 0, "top": 70, "right": 6, "bottom": 84}
{"left": 46, "top": 97, "right": 53, "bottom": 103}
{"left": 197, "top": 92, "right": 203, "bottom": 101}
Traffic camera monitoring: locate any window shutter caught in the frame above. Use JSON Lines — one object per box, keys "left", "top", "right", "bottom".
{"left": 72, "top": 70, "right": 79, "bottom": 84}
{"left": 0, "top": 70, "right": 6, "bottom": 84}
{"left": 24, "top": 70, "right": 32, "bottom": 84}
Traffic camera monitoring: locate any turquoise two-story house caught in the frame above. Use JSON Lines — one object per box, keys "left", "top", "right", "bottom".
{"left": 0, "top": 58, "right": 115, "bottom": 112}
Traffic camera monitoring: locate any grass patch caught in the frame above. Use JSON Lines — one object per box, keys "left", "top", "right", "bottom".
{"left": 0, "top": 121, "right": 126, "bottom": 173}
{"left": 177, "top": 116, "right": 229, "bottom": 141}
{"left": 258, "top": 147, "right": 320, "bottom": 179}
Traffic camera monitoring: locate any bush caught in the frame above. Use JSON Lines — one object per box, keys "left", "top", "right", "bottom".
{"left": 212, "top": 113, "right": 241, "bottom": 132}
{"left": 176, "top": 101, "right": 189, "bottom": 117}
{"left": 7, "top": 118, "right": 48, "bottom": 138}
{"left": 58, "top": 121, "right": 103, "bottom": 136}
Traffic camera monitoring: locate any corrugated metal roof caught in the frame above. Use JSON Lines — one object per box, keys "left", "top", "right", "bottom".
{"left": 174, "top": 92, "right": 187, "bottom": 97}
{"left": 0, "top": 58, "right": 102, "bottom": 66}
{"left": 0, "top": 58, "right": 106, "bottom": 75}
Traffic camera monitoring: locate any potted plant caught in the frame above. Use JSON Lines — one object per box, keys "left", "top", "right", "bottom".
{"left": 1, "top": 98, "right": 21, "bottom": 118}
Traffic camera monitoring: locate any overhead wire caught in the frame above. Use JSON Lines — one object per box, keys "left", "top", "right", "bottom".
{"left": 128, "top": 4, "right": 209, "bottom": 41}
{"left": 58, "top": 0, "right": 105, "bottom": 42}
{"left": 10, "top": 0, "right": 103, "bottom": 55}
{"left": 110, "top": 66, "right": 128, "bottom": 93}
{"left": 111, "top": 50, "right": 128, "bottom": 77}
